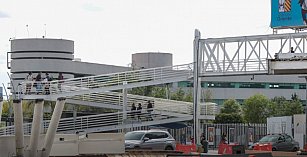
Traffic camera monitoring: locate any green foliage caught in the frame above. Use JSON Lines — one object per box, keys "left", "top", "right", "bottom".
{"left": 269, "top": 96, "right": 304, "bottom": 117}
{"left": 242, "top": 94, "right": 270, "bottom": 123}
{"left": 184, "top": 90, "right": 193, "bottom": 102}
{"left": 283, "top": 100, "right": 304, "bottom": 116}
{"left": 171, "top": 88, "right": 185, "bottom": 101}
{"left": 2, "top": 100, "right": 11, "bottom": 117}
{"left": 22, "top": 100, "right": 34, "bottom": 118}
{"left": 203, "top": 89, "right": 213, "bottom": 102}
{"left": 220, "top": 99, "right": 241, "bottom": 114}
{"left": 214, "top": 113, "right": 244, "bottom": 123}
{"left": 214, "top": 99, "right": 243, "bottom": 123}
{"left": 151, "top": 87, "right": 167, "bottom": 99}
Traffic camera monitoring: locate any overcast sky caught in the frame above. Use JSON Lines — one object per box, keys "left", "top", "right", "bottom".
{"left": 0, "top": 0, "right": 297, "bottom": 95}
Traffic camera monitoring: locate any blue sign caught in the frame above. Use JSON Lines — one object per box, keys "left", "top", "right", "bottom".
{"left": 271, "top": 0, "right": 307, "bottom": 28}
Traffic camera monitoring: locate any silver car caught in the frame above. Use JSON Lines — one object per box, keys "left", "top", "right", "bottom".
{"left": 250, "top": 134, "right": 299, "bottom": 151}
{"left": 125, "top": 130, "right": 176, "bottom": 150}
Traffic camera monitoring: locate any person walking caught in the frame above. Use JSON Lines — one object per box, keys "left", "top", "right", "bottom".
{"left": 35, "top": 73, "right": 42, "bottom": 94}
{"left": 25, "top": 72, "right": 33, "bottom": 94}
{"left": 137, "top": 103, "right": 142, "bottom": 121}
{"left": 58, "top": 72, "right": 64, "bottom": 92}
{"left": 200, "top": 133, "right": 208, "bottom": 153}
{"left": 146, "top": 100, "right": 153, "bottom": 120}
{"left": 43, "top": 73, "right": 52, "bottom": 95}
{"left": 130, "top": 103, "right": 136, "bottom": 119}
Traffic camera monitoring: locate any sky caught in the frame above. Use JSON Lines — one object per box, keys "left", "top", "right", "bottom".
{"left": 0, "top": 0, "right": 296, "bottom": 95}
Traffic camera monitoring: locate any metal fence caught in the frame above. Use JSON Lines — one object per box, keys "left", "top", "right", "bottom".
{"left": 202, "top": 123, "right": 267, "bottom": 148}
{"left": 166, "top": 123, "right": 267, "bottom": 148}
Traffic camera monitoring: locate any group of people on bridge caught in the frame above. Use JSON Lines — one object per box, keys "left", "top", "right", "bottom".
{"left": 130, "top": 100, "right": 153, "bottom": 121}
{"left": 24, "top": 72, "right": 64, "bottom": 95}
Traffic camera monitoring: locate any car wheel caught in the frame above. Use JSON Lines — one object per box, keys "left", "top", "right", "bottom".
{"left": 293, "top": 147, "right": 298, "bottom": 152}
{"left": 134, "top": 146, "right": 140, "bottom": 150}
{"left": 165, "top": 146, "right": 174, "bottom": 150}
{"left": 272, "top": 147, "right": 277, "bottom": 151}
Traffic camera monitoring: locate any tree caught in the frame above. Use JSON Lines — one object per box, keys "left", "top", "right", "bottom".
{"left": 214, "top": 99, "right": 244, "bottom": 123}
{"left": 242, "top": 94, "right": 270, "bottom": 123}
{"left": 184, "top": 89, "right": 193, "bottom": 102}
{"left": 269, "top": 96, "right": 287, "bottom": 116}
{"left": 152, "top": 87, "right": 167, "bottom": 99}
{"left": 203, "top": 89, "right": 213, "bottom": 102}
{"left": 220, "top": 99, "right": 241, "bottom": 114}
{"left": 283, "top": 100, "right": 304, "bottom": 116}
{"left": 171, "top": 88, "right": 185, "bottom": 101}
{"left": 215, "top": 113, "right": 244, "bottom": 123}
{"left": 270, "top": 96, "right": 304, "bottom": 117}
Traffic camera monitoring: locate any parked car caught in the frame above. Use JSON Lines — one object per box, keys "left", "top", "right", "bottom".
{"left": 124, "top": 130, "right": 176, "bottom": 150}
{"left": 249, "top": 134, "right": 299, "bottom": 151}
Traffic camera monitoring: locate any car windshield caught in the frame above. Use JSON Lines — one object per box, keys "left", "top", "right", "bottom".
{"left": 259, "top": 135, "right": 278, "bottom": 142}
{"left": 125, "top": 132, "right": 145, "bottom": 140}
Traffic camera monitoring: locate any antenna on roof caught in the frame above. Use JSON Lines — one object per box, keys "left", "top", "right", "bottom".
{"left": 26, "top": 24, "right": 29, "bottom": 37}
{"left": 44, "top": 24, "right": 47, "bottom": 38}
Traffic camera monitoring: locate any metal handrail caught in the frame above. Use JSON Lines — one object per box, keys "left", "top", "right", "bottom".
{"left": 69, "top": 92, "right": 218, "bottom": 115}
{"left": 19, "top": 63, "right": 194, "bottom": 97}
{"left": 0, "top": 105, "right": 192, "bottom": 135}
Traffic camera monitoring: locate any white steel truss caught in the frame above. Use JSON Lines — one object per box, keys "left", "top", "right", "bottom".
{"left": 200, "top": 32, "right": 307, "bottom": 73}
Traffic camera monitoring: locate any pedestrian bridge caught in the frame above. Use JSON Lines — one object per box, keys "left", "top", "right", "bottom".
{"left": 5, "top": 31, "right": 307, "bottom": 157}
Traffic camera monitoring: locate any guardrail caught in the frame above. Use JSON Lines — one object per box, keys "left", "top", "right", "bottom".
{"left": 69, "top": 92, "right": 218, "bottom": 116}
{"left": 19, "top": 63, "right": 194, "bottom": 98}
{"left": 0, "top": 105, "right": 193, "bottom": 136}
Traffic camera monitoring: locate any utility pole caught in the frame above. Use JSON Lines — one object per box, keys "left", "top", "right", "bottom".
{"left": 298, "top": 76, "right": 307, "bottom": 147}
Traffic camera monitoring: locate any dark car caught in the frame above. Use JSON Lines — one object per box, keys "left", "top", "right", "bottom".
{"left": 250, "top": 134, "right": 299, "bottom": 152}
{"left": 125, "top": 130, "right": 176, "bottom": 150}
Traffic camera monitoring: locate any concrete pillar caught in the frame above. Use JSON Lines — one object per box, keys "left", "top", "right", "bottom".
{"left": 123, "top": 88, "right": 127, "bottom": 120}
{"left": 13, "top": 99, "right": 24, "bottom": 157}
{"left": 42, "top": 97, "right": 66, "bottom": 157}
{"left": 0, "top": 96, "right": 3, "bottom": 123}
{"left": 28, "top": 99, "right": 44, "bottom": 157}
{"left": 193, "top": 29, "right": 201, "bottom": 145}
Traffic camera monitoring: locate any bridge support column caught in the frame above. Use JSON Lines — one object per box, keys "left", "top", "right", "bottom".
{"left": 27, "top": 99, "right": 44, "bottom": 157}
{"left": 123, "top": 87, "right": 127, "bottom": 120}
{"left": 193, "top": 29, "right": 201, "bottom": 145}
{"left": 42, "top": 97, "right": 66, "bottom": 157}
{"left": 13, "top": 99, "right": 24, "bottom": 157}
{"left": 0, "top": 96, "right": 3, "bottom": 123}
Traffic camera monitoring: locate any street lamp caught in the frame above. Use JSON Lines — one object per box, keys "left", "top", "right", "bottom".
{"left": 298, "top": 75, "right": 307, "bottom": 146}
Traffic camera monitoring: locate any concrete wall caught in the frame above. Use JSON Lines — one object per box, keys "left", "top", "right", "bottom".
{"left": 132, "top": 52, "right": 172, "bottom": 69}
{"left": 293, "top": 114, "right": 305, "bottom": 148}
{"left": 174, "top": 74, "right": 307, "bottom": 101}
{"left": 9, "top": 38, "right": 131, "bottom": 92}
{"left": 267, "top": 116, "right": 292, "bottom": 135}
{"left": 0, "top": 133, "right": 124, "bottom": 156}
{"left": 11, "top": 38, "right": 74, "bottom": 52}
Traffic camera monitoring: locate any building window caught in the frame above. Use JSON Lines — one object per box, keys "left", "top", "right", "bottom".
{"left": 207, "top": 82, "right": 235, "bottom": 88}
{"left": 178, "top": 81, "right": 193, "bottom": 87}
{"left": 269, "top": 83, "right": 294, "bottom": 89}
{"left": 239, "top": 83, "right": 266, "bottom": 88}
{"left": 299, "top": 84, "right": 306, "bottom": 89}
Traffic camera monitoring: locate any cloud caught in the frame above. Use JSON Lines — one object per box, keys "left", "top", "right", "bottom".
{"left": 82, "top": 3, "right": 102, "bottom": 12}
{"left": 0, "top": 11, "right": 10, "bottom": 18}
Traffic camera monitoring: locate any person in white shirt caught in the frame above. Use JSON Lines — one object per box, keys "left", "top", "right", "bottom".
{"left": 25, "top": 72, "right": 33, "bottom": 94}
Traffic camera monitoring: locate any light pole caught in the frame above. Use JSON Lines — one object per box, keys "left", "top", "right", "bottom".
{"left": 298, "top": 75, "right": 307, "bottom": 146}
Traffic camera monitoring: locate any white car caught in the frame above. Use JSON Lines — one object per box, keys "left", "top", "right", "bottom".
{"left": 125, "top": 130, "right": 176, "bottom": 150}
